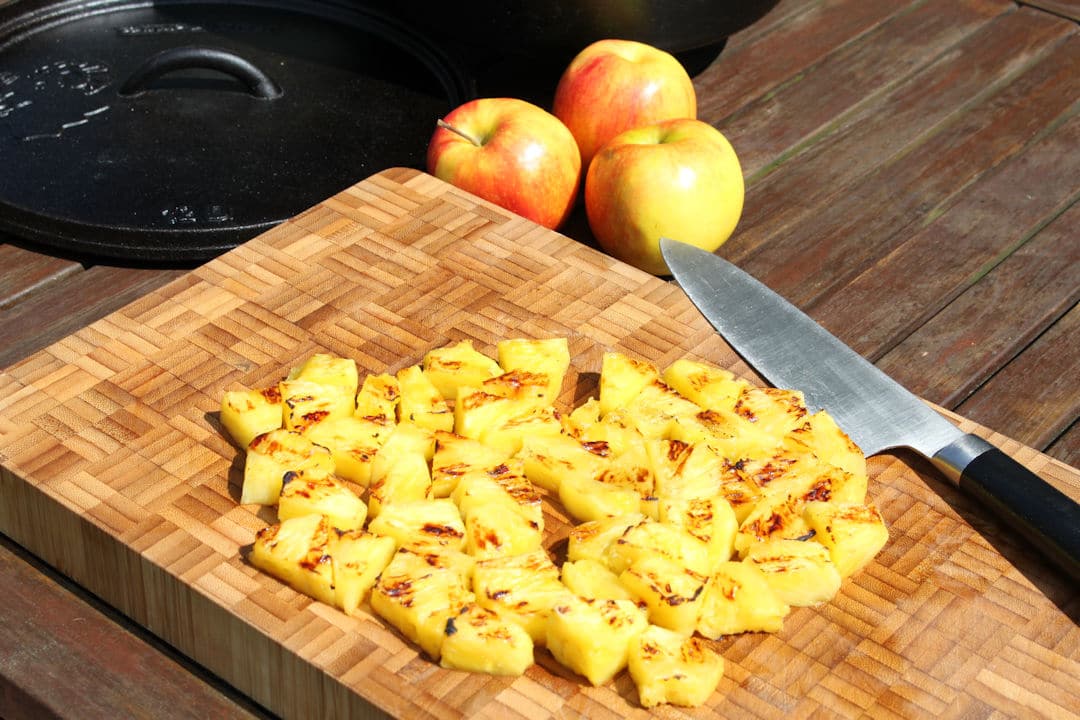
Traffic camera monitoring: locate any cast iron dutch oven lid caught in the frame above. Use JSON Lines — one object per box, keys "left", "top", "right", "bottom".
{"left": 0, "top": 0, "right": 472, "bottom": 262}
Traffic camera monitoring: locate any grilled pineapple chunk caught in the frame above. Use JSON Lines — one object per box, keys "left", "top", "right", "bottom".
{"left": 559, "top": 473, "right": 641, "bottom": 523}
{"left": 658, "top": 495, "right": 738, "bottom": 572}
{"left": 785, "top": 409, "right": 867, "bottom": 480}
{"left": 607, "top": 518, "right": 712, "bottom": 577}
{"left": 662, "top": 358, "right": 746, "bottom": 414}
{"left": 453, "top": 475, "right": 543, "bottom": 559}
{"left": 622, "top": 380, "right": 703, "bottom": 440}
{"left": 329, "top": 528, "right": 396, "bottom": 615}
{"left": 440, "top": 603, "right": 535, "bottom": 675}
{"left": 744, "top": 538, "right": 842, "bottom": 607}
{"left": 242, "top": 428, "right": 334, "bottom": 505}
{"left": 277, "top": 470, "right": 367, "bottom": 530}
{"left": 566, "top": 514, "right": 644, "bottom": 565}
{"left": 546, "top": 596, "right": 648, "bottom": 686}
{"left": 366, "top": 498, "right": 466, "bottom": 551}
{"left": 696, "top": 561, "right": 790, "bottom": 638}
{"left": 422, "top": 340, "right": 502, "bottom": 401}
{"left": 803, "top": 501, "right": 889, "bottom": 578}
{"left": 454, "top": 386, "right": 562, "bottom": 455}
{"left": 731, "top": 386, "right": 809, "bottom": 438}
{"left": 302, "top": 414, "right": 390, "bottom": 487}
{"left": 249, "top": 513, "right": 335, "bottom": 606}
{"left": 649, "top": 439, "right": 725, "bottom": 501}
{"left": 288, "top": 353, "right": 359, "bottom": 398}
{"left": 496, "top": 337, "right": 570, "bottom": 403}
{"left": 473, "top": 549, "right": 570, "bottom": 644}
{"left": 517, "top": 432, "right": 608, "bottom": 493}
{"left": 354, "top": 372, "right": 399, "bottom": 422}
{"left": 430, "top": 430, "right": 510, "bottom": 497}
{"left": 560, "top": 559, "right": 635, "bottom": 601}
{"left": 629, "top": 624, "right": 724, "bottom": 708}
{"left": 220, "top": 385, "right": 283, "bottom": 449}
{"left": 370, "top": 545, "right": 475, "bottom": 659}
{"left": 280, "top": 378, "right": 355, "bottom": 433}
{"left": 397, "top": 364, "right": 453, "bottom": 432}
{"left": 367, "top": 422, "right": 434, "bottom": 518}
{"left": 598, "top": 351, "right": 660, "bottom": 416}
{"left": 619, "top": 554, "right": 708, "bottom": 635}
{"left": 481, "top": 369, "right": 553, "bottom": 409}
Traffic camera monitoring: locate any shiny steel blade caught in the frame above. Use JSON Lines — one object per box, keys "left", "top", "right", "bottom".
{"left": 660, "top": 238, "right": 961, "bottom": 459}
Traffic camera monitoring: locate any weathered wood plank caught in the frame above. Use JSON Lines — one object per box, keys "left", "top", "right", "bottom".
{"left": 0, "top": 534, "right": 269, "bottom": 720}
{"left": 695, "top": 0, "right": 924, "bottom": 126}
{"left": 0, "top": 265, "right": 185, "bottom": 370}
{"left": 1046, "top": 421, "right": 1079, "bottom": 468}
{"left": 1019, "top": 0, "right": 1080, "bottom": 20}
{"left": 876, "top": 199, "right": 1080, "bottom": 409}
{"left": 808, "top": 107, "right": 1079, "bottom": 359}
{"left": 715, "top": 0, "right": 1011, "bottom": 177}
{"left": 723, "top": 7, "right": 1072, "bottom": 276}
{"left": 956, "top": 302, "right": 1080, "bottom": 452}
{"left": 0, "top": 243, "right": 82, "bottom": 309}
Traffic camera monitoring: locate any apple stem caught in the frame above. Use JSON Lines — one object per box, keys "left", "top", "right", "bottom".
{"left": 437, "top": 118, "right": 484, "bottom": 147}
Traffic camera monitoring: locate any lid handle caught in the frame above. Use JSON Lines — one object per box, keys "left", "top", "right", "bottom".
{"left": 119, "top": 46, "right": 283, "bottom": 99}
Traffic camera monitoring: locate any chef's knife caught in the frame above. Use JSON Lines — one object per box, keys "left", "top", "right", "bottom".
{"left": 659, "top": 237, "right": 1080, "bottom": 581}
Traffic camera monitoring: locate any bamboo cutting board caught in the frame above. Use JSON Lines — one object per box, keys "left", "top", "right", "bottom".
{"left": 1, "top": 168, "right": 1077, "bottom": 719}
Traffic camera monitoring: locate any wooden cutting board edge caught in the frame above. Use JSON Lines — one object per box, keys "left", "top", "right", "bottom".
{"left": 1, "top": 168, "right": 1077, "bottom": 720}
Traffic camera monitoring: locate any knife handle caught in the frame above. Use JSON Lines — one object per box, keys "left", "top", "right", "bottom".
{"left": 933, "top": 434, "right": 1080, "bottom": 582}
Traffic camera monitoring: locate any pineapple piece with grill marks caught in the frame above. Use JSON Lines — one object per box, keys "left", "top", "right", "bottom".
{"left": 662, "top": 358, "right": 747, "bottom": 414}
{"left": 559, "top": 472, "right": 642, "bottom": 523}
{"left": 280, "top": 378, "right": 356, "bottom": 434}
{"left": 242, "top": 428, "right": 334, "bottom": 506}
{"left": 367, "top": 422, "right": 435, "bottom": 519}
{"left": 422, "top": 339, "right": 503, "bottom": 401}
{"left": 473, "top": 549, "right": 571, "bottom": 644}
{"left": 220, "top": 385, "right": 283, "bottom": 449}
{"left": 482, "top": 369, "right": 554, "bottom": 409}
{"left": 607, "top": 517, "right": 712, "bottom": 577}
{"left": 560, "top": 558, "right": 635, "bottom": 601}
{"left": 622, "top": 380, "right": 703, "bottom": 440}
{"left": 366, "top": 498, "right": 466, "bottom": 551}
{"left": 430, "top": 430, "right": 510, "bottom": 498}
{"left": 598, "top": 351, "right": 660, "bottom": 416}
{"left": 439, "top": 602, "right": 535, "bottom": 675}
{"left": 649, "top": 438, "right": 725, "bottom": 501}
{"left": 696, "top": 560, "right": 790, "bottom": 638}
{"left": 562, "top": 396, "right": 601, "bottom": 438}
{"left": 329, "top": 528, "right": 397, "bottom": 615}
{"left": 397, "top": 365, "right": 454, "bottom": 432}
{"left": 517, "top": 432, "right": 609, "bottom": 493}
{"left": 354, "top": 372, "right": 399, "bottom": 423}
{"left": 629, "top": 624, "right": 724, "bottom": 708}
{"left": 803, "top": 501, "right": 889, "bottom": 579}
{"left": 671, "top": 408, "right": 780, "bottom": 465}
{"left": 277, "top": 470, "right": 367, "bottom": 530}
{"left": 731, "top": 385, "right": 809, "bottom": 439}
{"left": 302, "top": 414, "right": 391, "bottom": 488}
{"left": 454, "top": 386, "right": 563, "bottom": 455}
{"left": 496, "top": 337, "right": 570, "bottom": 404}
{"left": 370, "top": 544, "right": 476, "bottom": 660}
{"left": 249, "top": 513, "right": 336, "bottom": 606}
{"left": 744, "top": 538, "right": 842, "bottom": 607}
{"left": 288, "top": 353, "right": 359, "bottom": 398}
{"left": 785, "top": 409, "right": 867, "bottom": 481}
{"left": 619, "top": 554, "right": 708, "bottom": 635}
{"left": 452, "top": 465, "right": 544, "bottom": 559}
{"left": 659, "top": 495, "right": 738, "bottom": 572}
{"left": 545, "top": 596, "right": 649, "bottom": 687}
{"left": 566, "top": 514, "right": 645, "bottom": 565}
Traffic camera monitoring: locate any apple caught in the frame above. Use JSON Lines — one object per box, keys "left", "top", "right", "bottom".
{"left": 553, "top": 39, "right": 697, "bottom": 169}
{"left": 426, "top": 97, "right": 581, "bottom": 230}
{"left": 584, "top": 118, "right": 744, "bottom": 276}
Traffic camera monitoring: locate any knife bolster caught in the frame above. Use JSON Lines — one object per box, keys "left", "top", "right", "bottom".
{"left": 930, "top": 433, "right": 995, "bottom": 486}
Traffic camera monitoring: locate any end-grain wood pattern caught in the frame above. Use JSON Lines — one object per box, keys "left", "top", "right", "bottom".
{"left": 1, "top": 169, "right": 1077, "bottom": 719}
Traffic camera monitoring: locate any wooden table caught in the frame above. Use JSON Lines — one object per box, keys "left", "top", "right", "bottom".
{"left": 1, "top": 0, "right": 1077, "bottom": 717}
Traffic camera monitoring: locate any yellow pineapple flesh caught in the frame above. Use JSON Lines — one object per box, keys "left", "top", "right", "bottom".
{"left": 545, "top": 596, "right": 648, "bottom": 686}
{"left": 496, "top": 337, "right": 570, "bottom": 403}
{"left": 628, "top": 624, "right": 724, "bottom": 708}
{"left": 277, "top": 470, "right": 367, "bottom": 531}
{"left": 366, "top": 498, "right": 466, "bottom": 551}
{"left": 430, "top": 430, "right": 510, "bottom": 498}
{"left": 560, "top": 558, "right": 635, "bottom": 601}
{"left": 396, "top": 364, "right": 453, "bottom": 432}
{"left": 220, "top": 385, "right": 283, "bottom": 449}
{"left": 288, "top": 353, "right": 359, "bottom": 398}
{"left": 662, "top": 358, "right": 747, "bottom": 414}
{"left": 354, "top": 372, "right": 399, "bottom": 423}
{"left": 279, "top": 378, "right": 355, "bottom": 434}
{"left": 302, "top": 414, "right": 391, "bottom": 488}
{"left": 439, "top": 603, "right": 535, "bottom": 675}
{"left": 618, "top": 554, "right": 708, "bottom": 635}
{"left": 696, "top": 560, "right": 790, "bottom": 639}
{"left": 803, "top": 501, "right": 889, "bottom": 579}
{"left": 598, "top": 351, "right": 660, "bottom": 416}
{"left": 249, "top": 513, "right": 336, "bottom": 606}
{"left": 422, "top": 339, "right": 502, "bottom": 401}
{"left": 329, "top": 528, "right": 397, "bottom": 615}
{"left": 473, "top": 549, "right": 570, "bottom": 644}
{"left": 658, "top": 495, "right": 738, "bottom": 573}
{"left": 242, "top": 428, "right": 334, "bottom": 505}
{"left": 744, "top": 538, "right": 842, "bottom": 607}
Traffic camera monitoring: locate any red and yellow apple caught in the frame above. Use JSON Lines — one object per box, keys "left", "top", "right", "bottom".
{"left": 553, "top": 39, "right": 697, "bottom": 169}
{"left": 426, "top": 97, "right": 581, "bottom": 230}
{"left": 584, "top": 118, "right": 744, "bottom": 276}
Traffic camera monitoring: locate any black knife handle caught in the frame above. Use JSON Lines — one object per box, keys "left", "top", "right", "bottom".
{"left": 934, "top": 434, "right": 1080, "bottom": 581}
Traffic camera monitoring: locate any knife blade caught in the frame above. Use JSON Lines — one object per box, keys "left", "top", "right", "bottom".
{"left": 659, "top": 237, "right": 1080, "bottom": 581}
